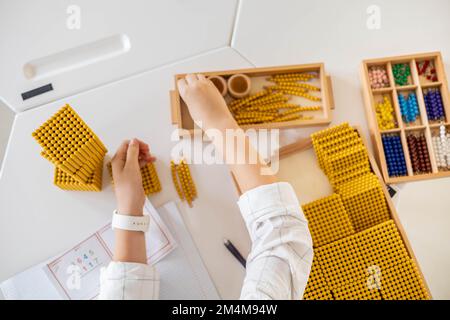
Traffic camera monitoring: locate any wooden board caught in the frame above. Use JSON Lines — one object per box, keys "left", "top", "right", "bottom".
{"left": 360, "top": 51, "right": 450, "bottom": 183}
{"left": 170, "top": 63, "right": 334, "bottom": 134}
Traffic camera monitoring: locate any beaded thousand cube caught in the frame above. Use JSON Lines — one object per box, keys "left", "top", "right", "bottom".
{"left": 302, "top": 123, "right": 429, "bottom": 300}
{"left": 301, "top": 194, "right": 354, "bottom": 247}
{"left": 32, "top": 104, "right": 107, "bottom": 191}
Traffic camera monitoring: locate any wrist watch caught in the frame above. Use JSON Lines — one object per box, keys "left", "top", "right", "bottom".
{"left": 111, "top": 210, "right": 150, "bottom": 232}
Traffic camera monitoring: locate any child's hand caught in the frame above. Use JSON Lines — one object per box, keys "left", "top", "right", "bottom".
{"left": 177, "top": 74, "right": 237, "bottom": 131}
{"left": 111, "top": 139, "right": 156, "bottom": 216}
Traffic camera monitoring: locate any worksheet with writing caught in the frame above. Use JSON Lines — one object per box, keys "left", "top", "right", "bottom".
{"left": 1, "top": 199, "right": 176, "bottom": 300}
{"left": 45, "top": 234, "right": 112, "bottom": 300}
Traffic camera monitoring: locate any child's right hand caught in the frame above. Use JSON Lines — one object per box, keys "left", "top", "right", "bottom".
{"left": 177, "top": 74, "right": 237, "bottom": 132}
{"left": 111, "top": 139, "right": 155, "bottom": 216}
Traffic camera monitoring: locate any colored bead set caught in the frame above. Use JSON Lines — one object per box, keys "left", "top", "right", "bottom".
{"left": 368, "top": 66, "right": 389, "bottom": 89}
{"left": 107, "top": 162, "right": 162, "bottom": 195}
{"left": 406, "top": 133, "right": 432, "bottom": 174}
{"left": 171, "top": 159, "right": 197, "bottom": 207}
{"left": 392, "top": 63, "right": 411, "bottom": 86}
{"left": 303, "top": 123, "right": 429, "bottom": 300}
{"left": 32, "top": 104, "right": 107, "bottom": 191}
{"left": 228, "top": 72, "right": 321, "bottom": 125}
{"left": 381, "top": 134, "right": 407, "bottom": 177}
{"left": 424, "top": 88, "right": 445, "bottom": 121}
{"left": 375, "top": 95, "right": 396, "bottom": 130}
{"left": 364, "top": 54, "right": 450, "bottom": 183}
{"left": 431, "top": 125, "right": 450, "bottom": 170}
{"left": 416, "top": 60, "right": 438, "bottom": 82}
{"left": 398, "top": 92, "right": 419, "bottom": 124}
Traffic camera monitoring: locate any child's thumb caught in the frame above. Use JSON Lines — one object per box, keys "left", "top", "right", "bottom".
{"left": 126, "top": 138, "right": 140, "bottom": 167}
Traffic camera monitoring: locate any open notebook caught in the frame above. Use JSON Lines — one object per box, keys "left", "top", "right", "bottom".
{"left": 0, "top": 200, "right": 219, "bottom": 300}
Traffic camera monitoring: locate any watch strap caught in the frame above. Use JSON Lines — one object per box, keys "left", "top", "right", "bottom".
{"left": 112, "top": 210, "right": 150, "bottom": 232}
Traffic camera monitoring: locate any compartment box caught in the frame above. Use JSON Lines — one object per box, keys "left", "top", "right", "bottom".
{"left": 170, "top": 63, "right": 334, "bottom": 135}
{"left": 361, "top": 52, "right": 450, "bottom": 183}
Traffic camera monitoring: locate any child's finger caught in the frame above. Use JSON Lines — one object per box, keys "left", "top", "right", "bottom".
{"left": 135, "top": 139, "right": 150, "bottom": 153}
{"left": 197, "top": 74, "right": 206, "bottom": 80}
{"left": 138, "top": 157, "right": 153, "bottom": 168}
{"left": 177, "top": 78, "right": 187, "bottom": 95}
{"left": 185, "top": 74, "right": 197, "bottom": 84}
{"left": 111, "top": 140, "right": 130, "bottom": 173}
{"left": 125, "top": 138, "right": 140, "bottom": 169}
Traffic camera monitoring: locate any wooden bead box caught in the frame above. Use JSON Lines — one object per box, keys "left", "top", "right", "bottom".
{"left": 360, "top": 52, "right": 450, "bottom": 183}
{"left": 170, "top": 63, "right": 335, "bottom": 135}
{"left": 231, "top": 124, "right": 431, "bottom": 300}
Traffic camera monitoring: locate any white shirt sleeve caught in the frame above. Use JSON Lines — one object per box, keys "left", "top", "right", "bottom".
{"left": 98, "top": 261, "right": 159, "bottom": 300}
{"left": 237, "top": 182, "right": 313, "bottom": 300}
{"left": 98, "top": 182, "right": 312, "bottom": 300}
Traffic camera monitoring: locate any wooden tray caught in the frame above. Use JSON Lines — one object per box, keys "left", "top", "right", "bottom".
{"left": 360, "top": 52, "right": 450, "bottom": 183}
{"left": 170, "top": 63, "right": 334, "bottom": 135}
{"left": 230, "top": 127, "right": 431, "bottom": 299}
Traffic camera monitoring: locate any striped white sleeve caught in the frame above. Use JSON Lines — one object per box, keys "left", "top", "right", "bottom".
{"left": 98, "top": 262, "right": 159, "bottom": 300}
{"left": 238, "top": 182, "right": 313, "bottom": 300}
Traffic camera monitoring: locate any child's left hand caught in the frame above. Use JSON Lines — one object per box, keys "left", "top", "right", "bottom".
{"left": 111, "top": 139, "right": 156, "bottom": 216}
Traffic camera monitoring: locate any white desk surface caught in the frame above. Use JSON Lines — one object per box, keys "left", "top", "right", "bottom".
{"left": 1, "top": 0, "right": 450, "bottom": 299}
{"left": 0, "top": 0, "right": 238, "bottom": 112}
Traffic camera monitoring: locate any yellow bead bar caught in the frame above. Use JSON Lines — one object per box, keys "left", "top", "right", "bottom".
{"left": 268, "top": 72, "right": 318, "bottom": 82}
{"left": 141, "top": 162, "right": 162, "bottom": 195}
{"left": 170, "top": 160, "right": 184, "bottom": 200}
{"left": 279, "top": 88, "right": 321, "bottom": 101}
{"left": 249, "top": 102, "right": 301, "bottom": 112}
{"left": 181, "top": 160, "right": 197, "bottom": 198}
{"left": 242, "top": 105, "right": 279, "bottom": 114}
{"left": 170, "top": 159, "right": 197, "bottom": 207}
{"left": 272, "top": 114, "right": 308, "bottom": 123}
{"left": 267, "top": 82, "right": 321, "bottom": 92}
{"left": 234, "top": 111, "right": 277, "bottom": 119}
{"left": 277, "top": 106, "right": 321, "bottom": 117}
{"left": 237, "top": 116, "right": 275, "bottom": 125}
{"left": 246, "top": 92, "right": 288, "bottom": 107}
{"left": 229, "top": 90, "right": 269, "bottom": 111}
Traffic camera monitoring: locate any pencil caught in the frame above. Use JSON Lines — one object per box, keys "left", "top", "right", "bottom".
{"left": 223, "top": 238, "right": 246, "bottom": 268}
